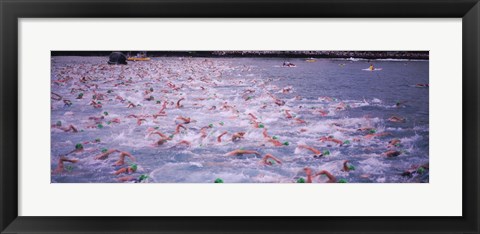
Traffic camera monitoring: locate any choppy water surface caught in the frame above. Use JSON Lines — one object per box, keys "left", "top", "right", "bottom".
{"left": 51, "top": 56, "right": 429, "bottom": 183}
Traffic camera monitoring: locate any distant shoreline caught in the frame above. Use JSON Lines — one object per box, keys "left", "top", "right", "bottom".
{"left": 51, "top": 51, "right": 429, "bottom": 60}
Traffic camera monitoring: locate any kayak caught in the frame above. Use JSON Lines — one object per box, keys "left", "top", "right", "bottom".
{"left": 282, "top": 65, "right": 297, "bottom": 68}
{"left": 127, "top": 57, "right": 151, "bottom": 61}
{"left": 305, "top": 59, "right": 316, "bottom": 62}
{"left": 362, "top": 68, "right": 382, "bottom": 71}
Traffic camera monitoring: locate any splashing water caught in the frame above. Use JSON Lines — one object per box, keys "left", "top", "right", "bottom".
{"left": 51, "top": 56, "right": 429, "bottom": 183}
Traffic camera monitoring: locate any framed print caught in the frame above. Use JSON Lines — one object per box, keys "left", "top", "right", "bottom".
{"left": 1, "top": 0, "right": 479, "bottom": 233}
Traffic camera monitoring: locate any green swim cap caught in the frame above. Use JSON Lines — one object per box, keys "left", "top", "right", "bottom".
{"left": 369, "top": 129, "right": 376, "bottom": 134}
{"left": 65, "top": 165, "right": 74, "bottom": 172}
{"left": 219, "top": 121, "right": 224, "bottom": 126}
{"left": 417, "top": 167, "right": 426, "bottom": 174}
{"left": 78, "top": 93, "right": 83, "bottom": 96}
{"left": 107, "top": 121, "right": 111, "bottom": 125}
{"left": 267, "top": 159, "right": 276, "bottom": 165}
{"left": 150, "top": 87, "right": 154, "bottom": 92}
{"left": 95, "top": 138, "right": 101, "bottom": 142}
{"left": 297, "top": 178, "right": 305, "bottom": 183}
{"left": 56, "top": 121, "right": 62, "bottom": 126}
{"left": 323, "top": 150, "right": 330, "bottom": 156}
{"left": 214, "top": 178, "right": 224, "bottom": 183}
{"left": 103, "top": 111, "right": 108, "bottom": 116}
{"left": 348, "top": 165, "right": 356, "bottom": 170}
{"left": 283, "top": 141, "right": 289, "bottom": 146}
{"left": 97, "top": 124, "right": 103, "bottom": 129}
{"left": 97, "top": 101, "right": 102, "bottom": 104}
{"left": 343, "top": 140, "right": 350, "bottom": 145}
{"left": 246, "top": 96, "right": 252, "bottom": 100}
{"left": 272, "top": 136, "right": 278, "bottom": 140}
{"left": 154, "top": 126, "right": 159, "bottom": 130}
{"left": 101, "top": 148, "right": 108, "bottom": 153}
{"left": 156, "top": 101, "right": 161, "bottom": 104}
{"left": 75, "top": 143, "right": 83, "bottom": 150}
{"left": 130, "top": 164, "right": 138, "bottom": 171}
{"left": 169, "top": 134, "right": 174, "bottom": 139}
{"left": 208, "top": 124, "right": 213, "bottom": 128}
{"left": 258, "top": 124, "right": 264, "bottom": 128}
{"left": 138, "top": 174, "right": 148, "bottom": 181}
{"left": 338, "top": 179, "right": 348, "bottom": 183}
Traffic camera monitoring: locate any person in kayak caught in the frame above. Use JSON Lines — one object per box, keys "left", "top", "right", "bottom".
{"left": 369, "top": 64, "right": 374, "bottom": 70}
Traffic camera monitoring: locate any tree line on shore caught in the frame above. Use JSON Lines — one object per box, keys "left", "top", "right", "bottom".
{"left": 52, "top": 51, "right": 429, "bottom": 59}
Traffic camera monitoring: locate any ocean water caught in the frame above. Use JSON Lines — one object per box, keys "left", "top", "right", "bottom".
{"left": 51, "top": 56, "right": 429, "bottom": 183}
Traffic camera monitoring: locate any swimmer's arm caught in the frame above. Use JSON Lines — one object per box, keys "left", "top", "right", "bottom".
{"left": 316, "top": 170, "right": 337, "bottom": 183}
{"left": 264, "top": 154, "right": 282, "bottom": 164}
{"left": 120, "top": 151, "right": 135, "bottom": 161}
{"left": 217, "top": 131, "right": 228, "bottom": 142}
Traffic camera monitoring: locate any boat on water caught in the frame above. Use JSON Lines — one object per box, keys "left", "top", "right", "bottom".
{"left": 305, "top": 58, "right": 316, "bottom": 62}
{"left": 127, "top": 51, "right": 151, "bottom": 62}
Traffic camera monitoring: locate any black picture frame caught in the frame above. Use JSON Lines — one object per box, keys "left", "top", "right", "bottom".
{"left": 1, "top": 0, "right": 479, "bottom": 233}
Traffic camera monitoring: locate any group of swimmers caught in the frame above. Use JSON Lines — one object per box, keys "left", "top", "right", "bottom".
{"left": 51, "top": 57, "right": 428, "bottom": 183}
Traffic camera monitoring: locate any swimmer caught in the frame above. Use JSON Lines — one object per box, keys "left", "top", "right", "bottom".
{"left": 51, "top": 92, "right": 62, "bottom": 101}
{"left": 177, "top": 98, "right": 185, "bottom": 108}
{"left": 63, "top": 99, "right": 72, "bottom": 107}
{"left": 384, "top": 150, "right": 402, "bottom": 157}
{"left": 395, "top": 101, "right": 408, "bottom": 107}
{"left": 51, "top": 122, "right": 78, "bottom": 133}
{"left": 298, "top": 144, "right": 328, "bottom": 158}
{"left": 294, "top": 118, "right": 306, "bottom": 124}
{"left": 284, "top": 110, "right": 293, "bottom": 119}
{"left": 248, "top": 113, "right": 258, "bottom": 120}
{"left": 94, "top": 149, "right": 120, "bottom": 160}
{"left": 176, "top": 116, "right": 191, "bottom": 124}
{"left": 231, "top": 132, "right": 246, "bottom": 142}
{"left": 176, "top": 140, "right": 191, "bottom": 147}
{"left": 415, "top": 83, "right": 429, "bottom": 88}
{"left": 226, "top": 149, "right": 261, "bottom": 157}
{"left": 388, "top": 116, "right": 406, "bottom": 123}
{"left": 217, "top": 131, "right": 228, "bottom": 143}
{"left": 199, "top": 126, "right": 212, "bottom": 139}
{"left": 262, "top": 129, "right": 284, "bottom": 147}
{"left": 402, "top": 163, "right": 429, "bottom": 176}
{"left": 53, "top": 156, "right": 79, "bottom": 174}
{"left": 112, "top": 151, "right": 136, "bottom": 166}
{"left": 357, "top": 127, "right": 376, "bottom": 132}
{"left": 388, "top": 139, "right": 401, "bottom": 148}
{"left": 118, "top": 174, "right": 148, "bottom": 183}
{"left": 319, "top": 136, "right": 343, "bottom": 145}
{"left": 315, "top": 170, "right": 337, "bottom": 183}
{"left": 341, "top": 160, "right": 355, "bottom": 172}
{"left": 304, "top": 167, "right": 313, "bottom": 183}
{"left": 261, "top": 154, "right": 282, "bottom": 166}
{"left": 115, "top": 164, "right": 138, "bottom": 175}
{"left": 174, "top": 124, "right": 187, "bottom": 134}
{"left": 365, "top": 132, "right": 391, "bottom": 139}
{"left": 153, "top": 134, "right": 172, "bottom": 146}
